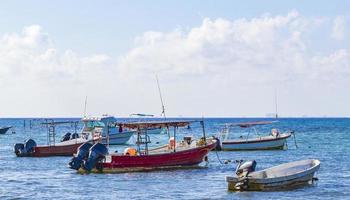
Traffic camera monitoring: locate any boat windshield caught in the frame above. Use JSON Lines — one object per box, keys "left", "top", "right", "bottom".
{"left": 86, "top": 121, "right": 105, "bottom": 128}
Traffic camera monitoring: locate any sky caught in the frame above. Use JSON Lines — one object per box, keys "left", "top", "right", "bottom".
{"left": 0, "top": 0, "right": 349, "bottom": 118}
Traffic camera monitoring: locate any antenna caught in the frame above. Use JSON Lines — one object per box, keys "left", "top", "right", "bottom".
{"left": 156, "top": 74, "right": 167, "bottom": 120}
{"left": 274, "top": 89, "right": 278, "bottom": 119}
{"left": 83, "top": 96, "right": 88, "bottom": 117}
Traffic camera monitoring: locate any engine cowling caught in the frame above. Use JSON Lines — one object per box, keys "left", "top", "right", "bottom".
{"left": 236, "top": 160, "right": 257, "bottom": 176}
{"left": 82, "top": 143, "right": 108, "bottom": 172}
{"left": 71, "top": 133, "right": 79, "bottom": 139}
{"left": 68, "top": 142, "right": 93, "bottom": 170}
{"left": 14, "top": 139, "right": 37, "bottom": 157}
{"left": 14, "top": 143, "right": 24, "bottom": 155}
{"left": 61, "top": 132, "right": 72, "bottom": 142}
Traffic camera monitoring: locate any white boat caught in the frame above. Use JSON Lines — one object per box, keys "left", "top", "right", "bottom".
{"left": 81, "top": 116, "right": 134, "bottom": 145}
{"left": 226, "top": 159, "right": 320, "bottom": 191}
{"left": 129, "top": 113, "right": 167, "bottom": 134}
{"left": 219, "top": 121, "right": 293, "bottom": 151}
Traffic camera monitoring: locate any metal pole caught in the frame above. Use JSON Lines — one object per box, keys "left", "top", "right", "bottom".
{"left": 173, "top": 126, "right": 176, "bottom": 152}
{"left": 83, "top": 96, "right": 88, "bottom": 117}
{"left": 156, "top": 75, "right": 170, "bottom": 138}
{"left": 137, "top": 126, "right": 141, "bottom": 155}
{"left": 156, "top": 75, "right": 166, "bottom": 120}
{"left": 275, "top": 89, "right": 278, "bottom": 119}
{"left": 106, "top": 123, "right": 110, "bottom": 148}
{"left": 201, "top": 120, "right": 207, "bottom": 145}
{"left": 145, "top": 129, "right": 149, "bottom": 155}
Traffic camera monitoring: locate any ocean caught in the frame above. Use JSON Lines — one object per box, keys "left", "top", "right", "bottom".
{"left": 0, "top": 118, "right": 349, "bottom": 199}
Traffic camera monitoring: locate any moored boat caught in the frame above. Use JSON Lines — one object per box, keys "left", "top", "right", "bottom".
{"left": 226, "top": 159, "right": 320, "bottom": 191}
{"left": 14, "top": 120, "right": 92, "bottom": 157}
{"left": 15, "top": 138, "right": 88, "bottom": 157}
{"left": 218, "top": 121, "right": 293, "bottom": 151}
{"left": 69, "top": 120, "right": 218, "bottom": 173}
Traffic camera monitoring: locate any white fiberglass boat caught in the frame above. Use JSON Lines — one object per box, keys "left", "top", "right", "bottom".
{"left": 218, "top": 121, "right": 293, "bottom": 151}
{"left": 226, "top": 159, "right": 320, "bottom": 191}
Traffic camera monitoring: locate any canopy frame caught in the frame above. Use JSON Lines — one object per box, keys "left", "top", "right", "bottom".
{"left": 107, "top": 120, "right": 206, "bottom": 155}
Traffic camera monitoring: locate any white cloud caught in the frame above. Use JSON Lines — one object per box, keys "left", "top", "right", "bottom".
{"left": 0, "top": 25, "right": 113, "bottom": 84}
{"left": 331, "top": 16, "right": 346, "bottom": 40}
{"left": 0, "top": 11, "right": 349, "bottom": 117}
{"left": 116, "top": 11, "right": 350, "bottom": 117}
{"left": 118, "top": 11, "right": 349, "bottom": 85}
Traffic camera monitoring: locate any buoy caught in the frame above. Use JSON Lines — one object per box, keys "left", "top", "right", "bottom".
{"left": 124, "top": 147, "right": 137, "bottom": 156}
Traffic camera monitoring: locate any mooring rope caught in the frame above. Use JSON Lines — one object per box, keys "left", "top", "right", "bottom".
{"left": 215, "top": 150, "right": 232, "bottom": 165}
{"left": 292, "top": 131, "right": 298, "bottom": 148}
{"left": 215, "top": 150, "right": 224, "bottom": 164}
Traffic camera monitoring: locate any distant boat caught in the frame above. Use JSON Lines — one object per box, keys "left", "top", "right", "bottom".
{"left": 218, "top": 121, "right": 292, "bottom": 151}
{"left": 0, "top": 126, "right": 12, "bottom": 134}
{"left": 226, "top": 159, "right": 320, "bottom": 191}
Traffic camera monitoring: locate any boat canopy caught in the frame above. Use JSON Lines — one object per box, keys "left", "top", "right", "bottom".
{"left": 114, "top": 120, "right": 198, "bottom": 129}
{"left": 41, "top": 120, "right": 79, "bottom": 125}
{"left": 81, "top": 115, "right": 115, "bottom": 122}
{"left": 227, "top": 121, "right": 278, "bottom": 128}
{"left": 86, "top": 121, "right": 105, "bottom": 128}
{"left": 130, "top": 113, "right": 155, "bottom": 117}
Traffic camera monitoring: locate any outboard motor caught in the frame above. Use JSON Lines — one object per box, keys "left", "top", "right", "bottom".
{"left": 68, "top": 142, "right": 93, "bottom": 170}
{"left": 14, "top": 143, "right": 24, "bottom": 156}
{"left": 211, "top": 136, "right": 222, "bottom": 151}
{"left": 71, "top": 133, "right": 79, "bottom": 139}
{"left": 82, "top": 143, "right": 108, "bottom": 172}
{"left": 61, "top": 132, "right": 72, "bottom": 142}
{"left": 234, "top": 160, "right": 257, "bottom": 190}
{"left": 236, "top": 160, "right": 257, "bottom": 176}
{"left": 14, "top": 139, "right": 37, "bottom": 156}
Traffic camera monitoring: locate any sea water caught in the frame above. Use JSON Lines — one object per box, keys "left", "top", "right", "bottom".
{"left": 0, "top": 118, "right": 349, "bottom": 199}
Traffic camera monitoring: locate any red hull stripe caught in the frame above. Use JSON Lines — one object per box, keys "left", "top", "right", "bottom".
{"left": 222, "top": 135, "right": 291, "bottom": 145}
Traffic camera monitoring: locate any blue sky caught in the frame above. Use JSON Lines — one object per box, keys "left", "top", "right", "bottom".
{"left": 1, "top": 0, "right": 348, "bottom": 55}
{"left": 0, "top": 1, "right": 349, "bottom": 117}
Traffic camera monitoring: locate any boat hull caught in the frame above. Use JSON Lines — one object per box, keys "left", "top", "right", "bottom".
{"left": 226, "top": 159, "right": 320, "bottom": 191}
{"left": 222, "top": 134, "right": 291, "bottom": 151}
{"left": 30, "top": 143, "right": 83, "bottom": 157}
{"left": 16, "top": 139, "right": 89, "bottom": 157}
{"left": 227, "top": 172, "right": 317, "bottom": 191}
{"left": 83, "top": 141, "right": 217, "bottom": 173}
{"left": 0, "top": 126, "right": 12, "bottom": 134}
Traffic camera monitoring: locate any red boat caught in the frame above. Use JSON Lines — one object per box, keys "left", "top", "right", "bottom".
{"left": 14, "top": 120, "right": 92, "bottom": 157}
{"left": 15, "top": 138, "right": 89, "bottom": 157}
{"left": 69, "top": 120, "right": 218, "bottom": 173}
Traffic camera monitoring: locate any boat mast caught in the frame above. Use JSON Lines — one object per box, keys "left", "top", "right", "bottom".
{"left": 274, "top": 89, "right": 278, "bottom": 119}
{"left": 156, "top": 75, "right": 166, "bottom": 120}
{"left": 83, "top": 96, "right": 88, "bottom": 117}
